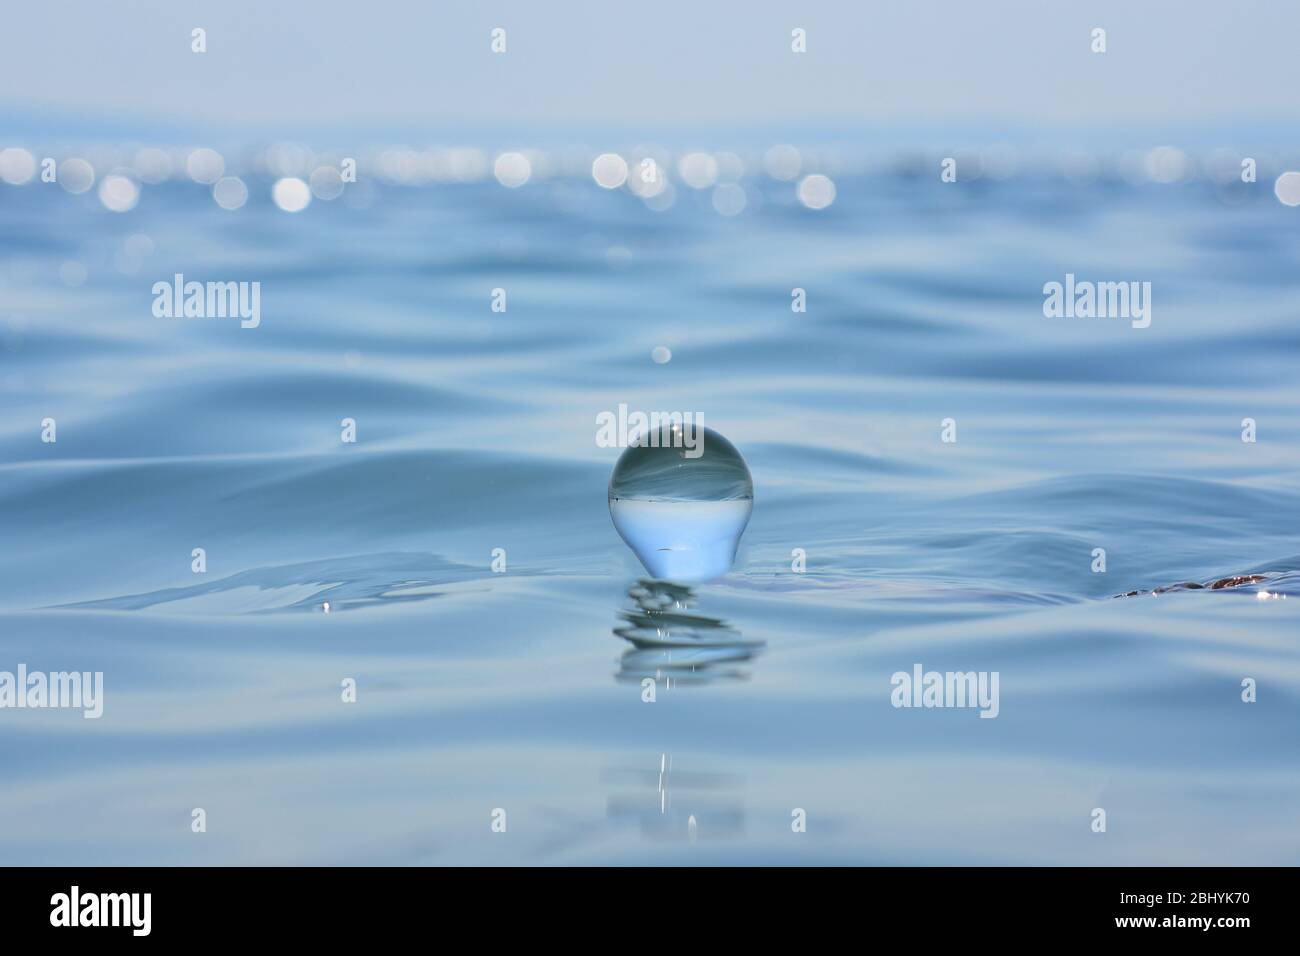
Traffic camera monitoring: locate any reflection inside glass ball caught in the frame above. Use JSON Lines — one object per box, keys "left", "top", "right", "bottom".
{"left": 608, "top": 424, "right": 753, "bottom": 583}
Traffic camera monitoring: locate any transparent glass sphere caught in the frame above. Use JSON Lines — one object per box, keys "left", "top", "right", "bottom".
{"left": 608, "top": 425, "right": 753, "bottom": 582}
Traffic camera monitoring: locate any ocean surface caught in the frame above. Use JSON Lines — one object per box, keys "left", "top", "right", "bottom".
{"left": 2, "top": 156, "right": 1299, "bottom": 864}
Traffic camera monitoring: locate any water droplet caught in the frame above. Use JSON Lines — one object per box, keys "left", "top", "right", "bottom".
{"left": 608, "top": 425, "right": 753, "bottom": 582}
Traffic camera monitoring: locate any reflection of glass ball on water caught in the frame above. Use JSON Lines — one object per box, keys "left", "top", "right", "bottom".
{"left": 608, "top": 425, "right": 753, "bottom": 583}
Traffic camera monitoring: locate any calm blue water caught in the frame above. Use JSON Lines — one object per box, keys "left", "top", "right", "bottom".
{"left": 2, "top": 161, "right": 1299, "bottom": 864}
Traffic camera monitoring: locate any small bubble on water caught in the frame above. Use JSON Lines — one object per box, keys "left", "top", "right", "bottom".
{"left": 591, "top": 153, "right": 628, "bottom": 189}
{"left": 213, "top": 176, "right": 248, "bottom": 211}
{"left": 186, "top": 148, "right": 225, "bottom": 184}
{"left": 763, "top": 144, "right": 802, "bottom": 181}
{"left": 58, "top": 158, "right": 95, "bottom": 194}
{"left": 0, "top": 148, "right": 36, "bottom": 185}
{"left": 310, "top": 166, "right": 345, "bottom": 201}
{"left": 493, "top": 152, "right": 531, "bottom": 188}
{"left": 1274, "top": 171, "right": 1300, "bottom": 207}
{"left": 272, "top": 177, "right": 311, "bottom": 212}
{"left": 98, "top": 174, "right": 139, "bottom": 213}
{"left": 797, "top": 173, "right": 836, "bottom": 210}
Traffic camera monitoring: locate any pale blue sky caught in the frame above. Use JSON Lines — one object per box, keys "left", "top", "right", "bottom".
{"left": 2, "top": 0, "right": 1297, "bottom": 141}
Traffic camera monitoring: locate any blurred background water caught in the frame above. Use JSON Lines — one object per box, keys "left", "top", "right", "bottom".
{"left": 2, "top": 152, "right": 1298, "bottom": 865}
{"left": 3, "top": 0, "right": 1300, "bottom": 865}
